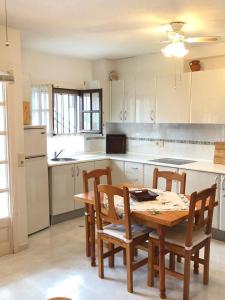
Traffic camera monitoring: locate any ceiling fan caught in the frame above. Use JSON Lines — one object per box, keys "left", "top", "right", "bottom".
{"left": 161, "top": 21, "right": 220, "bottom": 58}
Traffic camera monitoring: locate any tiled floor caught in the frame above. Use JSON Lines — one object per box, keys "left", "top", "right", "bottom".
{"left": 0, "top": 217, "right": 224, "bottom": 300}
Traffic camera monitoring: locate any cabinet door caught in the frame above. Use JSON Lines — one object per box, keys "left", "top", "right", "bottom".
{"left": 156, "top": 73, "right": 191, "bottom": 123}
{"left": 74, "top": 161, "right": 95, "bottom": 209}
{"left": 136, "top": 75, "right": 156, "bottom": 123}
{"left": 124, "top": 79, "right": 135, "bottom": 122}
{"left": 191, "top": 69, "right": 225, "bottom": 123}
{"left": 111, "top": 160, "right": 125, "bottom": 184}
{"left": 94, "top": 160, "right": 111, "bottom": 184}
{"left": 50, "top": 164, "right": 75, "bottom": 215}
{"left": 179, "top": 169, "right": 220, "bottom": 229}
{"left": 124, "top": 162, "right": 143, "bottom": 185}
{"left": 144, "top": 164, "right": 178, "bottom": 191}
{"left": 111, "top": 80, "right": 124, "bottom": 122}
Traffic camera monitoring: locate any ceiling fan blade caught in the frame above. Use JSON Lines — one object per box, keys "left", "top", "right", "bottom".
{"left": 185, "top": 36, "right": 219, "bottom": 43}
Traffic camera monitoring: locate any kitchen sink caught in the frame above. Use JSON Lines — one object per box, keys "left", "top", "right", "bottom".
{"left": 148, "top": 158, "right": 196, "bottom": 165}
{"left": 51, "top": 157, "right": 77, "bottom": 162}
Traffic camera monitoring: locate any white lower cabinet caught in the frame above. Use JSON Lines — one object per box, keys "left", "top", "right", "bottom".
{"left": 74, "top": 162, "right": 95, "bottom": 209}
{"left": 124, "top": 162, "right": 143, "bottom": 184}
{"left": 94, "top": 159, "right": 111, "bottom": 184}
{"left": 50, "top": 164, "right": 75, "bottom": 215}
{"left": 111, "top": 160, "right": 125, "bottom": 184}
{"left": 179, "top": 169, "right": 220, "bottom": 229}
{"left": 144, "top": 164, "right": 178, "bottom": 192}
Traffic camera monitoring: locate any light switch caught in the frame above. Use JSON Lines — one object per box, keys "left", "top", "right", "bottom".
{"left": 18, "top": 153, "right": 25, "bottom": 167}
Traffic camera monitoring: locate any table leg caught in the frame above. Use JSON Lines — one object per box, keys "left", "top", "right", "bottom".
{"left": 157, "top": 225, "right": 166, "bottom": 299}
{"left": 85, "top": 204, "right": 91, "bottom": 257}
{"left": 90, "top": 204, "right": 96, "bottom": 267}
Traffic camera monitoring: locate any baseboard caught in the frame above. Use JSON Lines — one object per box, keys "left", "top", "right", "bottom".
{"left": 50, "top": 208, "right": 84, "bottom": 225}
{"left": 212, "top": 228, "right": 225, "bottom": 242}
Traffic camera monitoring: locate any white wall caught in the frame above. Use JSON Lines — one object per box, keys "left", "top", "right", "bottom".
{"left": 22, "top": 48, "right": 93, "bottom": 100}
{"left": 0, "top": 26, "right": 28, "bottom": 252}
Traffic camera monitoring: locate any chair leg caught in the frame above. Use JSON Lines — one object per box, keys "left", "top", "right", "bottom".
{"left": 147, "top": 239, "right": 155, "bottom": 287}
{"left": 98, "top": 236, "right": 104, "bottom": 279}
{"left": 126, "top": 244, "right": 133, "bottom": 293}
{"left": 169, "top": 252, "right": 175, "bottom": 271}
{"left": 90, "top": 206, "right": 96, "bottom": 267}
{"left": 193, "top": 251, "right": 199, "bottom": 274}
{"left": 183, "top": 250, "right": 191, "bottom": 300}
{"left": 154, "top": 246, "right": 159, "bottom": 277}
{"left": 203, "top": 239, "right": 211, "bottom": 285}
{"left": 85, "top": 204, "right": 91, "bottom": 257}
{"left": 123, "top": 249, "right": 126, "bottom": 265}
{"left": 108, "top": 243, "right": 114, "bottom": 268}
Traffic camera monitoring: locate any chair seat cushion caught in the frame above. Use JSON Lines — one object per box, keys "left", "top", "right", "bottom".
{"left": 102, "top": 223, "right": 150, "bottom": 243}
{"left": 149, "top": 223, "right": 210, "bottom": 249}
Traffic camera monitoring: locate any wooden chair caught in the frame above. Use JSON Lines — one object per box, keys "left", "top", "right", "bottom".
{"left": 148, "top": 184, "right": 217, "bottom": 300}
{"left": 83, "top": 167, "right": 112, "bottom": 266}
{"left": 95, "top": 183, "right": 150, "bottom": 293}
{"left": 153, "top": 167, "right": 186, "bottom": 194}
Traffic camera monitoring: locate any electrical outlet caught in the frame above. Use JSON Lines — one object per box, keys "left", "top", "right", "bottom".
{"left": 18, "top": 153, "right": 25, "bottom": 167}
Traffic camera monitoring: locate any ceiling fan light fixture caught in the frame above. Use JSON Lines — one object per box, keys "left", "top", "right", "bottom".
{"left": 161, "top": 41, "right": 189, "bottom": 58}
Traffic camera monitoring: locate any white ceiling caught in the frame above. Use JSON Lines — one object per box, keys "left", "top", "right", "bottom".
{"left": 1, "top": 0, "right": 225, "bottom": 60}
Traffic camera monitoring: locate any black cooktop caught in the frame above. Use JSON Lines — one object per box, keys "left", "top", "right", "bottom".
{"left": 148, "top": 158, "right": 196, "bottom": 165}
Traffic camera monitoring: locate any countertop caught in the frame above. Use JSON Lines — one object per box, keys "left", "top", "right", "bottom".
{"left": 48, "top": 152, "right": 225, "bottom": 175}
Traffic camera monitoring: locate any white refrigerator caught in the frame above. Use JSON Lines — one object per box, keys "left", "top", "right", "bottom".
{"left": 24, "top": 126, "right": 50, "bottom": 234}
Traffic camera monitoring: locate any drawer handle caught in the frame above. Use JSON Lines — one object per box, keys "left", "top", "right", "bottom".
{"left": 131, "top": 167, "right": 138, "bottom": 170}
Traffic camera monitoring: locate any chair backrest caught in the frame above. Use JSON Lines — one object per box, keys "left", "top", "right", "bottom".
{"left": 152, "top": 168, "right": 186, "bottom": 194}
{"left": 94, "top": 184, "right": 132, "bottom": 241}
{"left": 185, "top": 184, "right": 217, "bottom": 248}
{"left": 83, "top": 167, "right": 112, "bottom": 193}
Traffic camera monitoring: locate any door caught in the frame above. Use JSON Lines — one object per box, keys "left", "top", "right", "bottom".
{"left": 111, "top": 80, "right": 124, "bottom": 122}
{"left": 24, "top": 127, "right": 47, "bottom": 157}
{"left": 191, "top": 69, "right": 225, "bottom": 123}
{"left": 0, "top": 82, "right": 12, "bottom": 255}
{"left": 180, "top": 169, "right": 220, "bottom": 229}
{"left": 136, "top": 75, "right": 156, "bottom": 123}
{"left": 156, "top": 72, "right": 191, "bottom": 123}
{"left": 50, "top": 164, "right": 75, "bottom": 215}
{"left": 74, "top": 161, "right": 95, "bottom": 209}
{"left": 111, "top": 160, "right": 125, "bottom": 184}
{"left": 124, "top": 79, "right": 135, "bottom": 122}
{"left": 25, "top": 157, "right": 49, "bottom": 234}
{"left": 144, "top": 164, "right": 179, "bottom": 192}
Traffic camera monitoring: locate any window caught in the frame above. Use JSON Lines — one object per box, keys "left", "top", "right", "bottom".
{"left": 0, "top": 82, "right": 10, "bottom": 218}
{"left": 31, "top": 85, "right": 52, "bottom": 133}
{"left": 79, "top": 89, "right": 102, "bottom": 133}
{"left": 53, "top": 88, "right": 79, "bottom": 135}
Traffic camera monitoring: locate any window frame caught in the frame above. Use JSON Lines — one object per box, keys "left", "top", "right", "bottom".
{"left": 79, "top": 89, "right": 103, "bottom": 134}
{"left": 52, "top": 87, "right": 80, "bottom": 136}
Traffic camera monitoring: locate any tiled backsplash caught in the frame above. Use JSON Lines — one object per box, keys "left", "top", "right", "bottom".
{"left": 105, "top": 123, "right": 225, "bottom": 161}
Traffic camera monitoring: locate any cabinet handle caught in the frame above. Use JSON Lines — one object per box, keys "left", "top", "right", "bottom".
{"left": 131, "top": 167, "right": 138, "bottom": 170}
{"left": 71, "top": 167, "right": 74, "bottom": 177}
{"left": 124, "top": 110, "right": 127, "bottom": 120}
{"left": 77, "top": 166, "right": 79, "bottom": 176}
{"left": 221, "top": 176, "right": 225, "bottom": 191}
{"left": 150, "top": 110, "right": 154, "bottom": 121}
{"left": 120, "top": 111, "right": 123, "bottom": 121}
{"left": 215, "top": 175, "right": 219, "bottom": 188}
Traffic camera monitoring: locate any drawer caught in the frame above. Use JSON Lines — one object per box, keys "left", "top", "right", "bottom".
{"left": 125, "top": 162, "right": 143, "bottom": 184}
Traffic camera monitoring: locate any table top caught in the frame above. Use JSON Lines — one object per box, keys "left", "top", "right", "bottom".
{"left": 74, "top": 190, "right": 189, "bottom": 228}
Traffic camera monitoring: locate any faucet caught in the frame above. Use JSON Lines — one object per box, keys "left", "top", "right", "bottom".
{"left": 54, "top": 149, "right": 65, "bottom": 159}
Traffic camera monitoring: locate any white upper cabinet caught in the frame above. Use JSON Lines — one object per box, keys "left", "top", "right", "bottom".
{"left": 190, "top": 69, "right": 225, "bottom": 123}
{"left": 111, "top": 79, "right": 135, "bottom": 122}
{"left": 136, "top": 75, "right": 156, "bottom": 123}
{"left": 156, "top": 72, "right": 191, "bottom": 123}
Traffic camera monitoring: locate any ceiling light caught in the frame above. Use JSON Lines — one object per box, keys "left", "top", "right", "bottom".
{"left": 161, "top": 41, "right": 189, "bottom": 58}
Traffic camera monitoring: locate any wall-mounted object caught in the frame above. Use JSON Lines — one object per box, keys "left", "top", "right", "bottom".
{"left": 109, "top": 70, "right": 119, "bottom": 81}
{"left": 214, "top": 142, "right": 225, "bottom": 164}
{"left": 189, "top": 60, "right": 201, "bottom": 72}
{"left": 23, "top": 101, "right": 31, "bottom": 125}
{"left": 106, "top": 134, "right": 126, "bottom": 154}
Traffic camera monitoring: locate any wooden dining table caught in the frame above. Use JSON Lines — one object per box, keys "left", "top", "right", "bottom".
{"left": 74, "top": 185, "right": 192, "bottom": 299}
